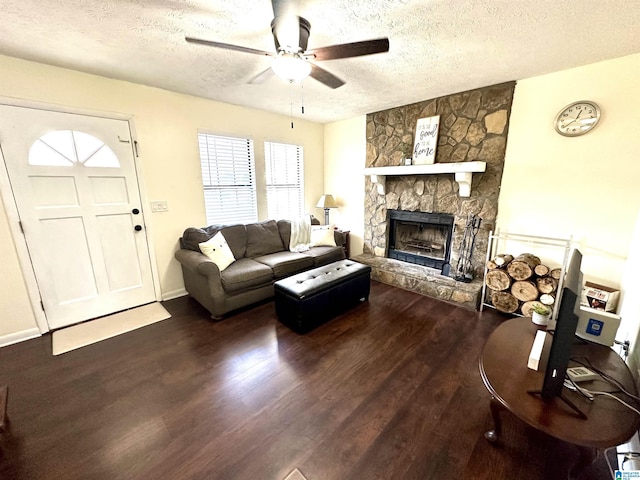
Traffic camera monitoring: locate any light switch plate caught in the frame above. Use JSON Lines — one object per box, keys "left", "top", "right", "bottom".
{"left": 151, "top": 201, "right": 168, "bottom": 212}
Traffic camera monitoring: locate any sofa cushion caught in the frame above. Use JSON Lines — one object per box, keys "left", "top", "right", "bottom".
{"left": 253, "top": 251, "right": 314, "bottom": 279}
{"left": 277, "top": 220, "right": 292, "bottom": 249}
{"left": 198, "top": 232, "right": 235, "bottom": 271}
{"left": 182, "top": 224, "right": 247, "bottom": 259}
{"left": 181, "top": 227, "right": 212, "bottom": 251}
{"left": 246, "top": 220, "right": 284, "bottom": 257}
{"left": 310, "top": 225, "right": 337, "bottom": 247}
{"left": 218, "top": 225, "right": 248, "bottom": 259}
{"left": 220, "top": 258, "right": 274, "bottom": 293}
{"left": 302, "top": 246, "right": 346, "bottom": 267}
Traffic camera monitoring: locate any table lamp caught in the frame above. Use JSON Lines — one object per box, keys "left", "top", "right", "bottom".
{"left": 316, "top": 194, "right": 338, "bottom": 225}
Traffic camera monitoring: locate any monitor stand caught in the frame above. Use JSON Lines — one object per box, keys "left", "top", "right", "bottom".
{"left": 526, "top": 389, "right": 588, "bottom": 420}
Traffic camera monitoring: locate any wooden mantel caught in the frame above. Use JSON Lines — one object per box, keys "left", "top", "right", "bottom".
{"left": 363, "top": 161, "right": 486, "bottom": 197}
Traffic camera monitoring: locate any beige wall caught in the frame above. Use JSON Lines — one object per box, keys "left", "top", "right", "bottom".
{"left": 323, "top": 117, "right": 367, "bottom": 255}
{"left": 620, "top": 209, "right": 640, "bottom": 379}
{"left": 0, "top": 54, "right": 324, "bottom": 343}
{"left": 499, "top": 53, "right": 640, "bottom": 288}
{"left": 499, "top": 53, "right": 640, "bottom": 355}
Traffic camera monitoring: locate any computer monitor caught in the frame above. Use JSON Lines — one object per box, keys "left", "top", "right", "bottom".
{"left": 540, "top": 287, "right": 579, "bottom": 399}
{"left": 529, "top": 248, "right": 587, "bottom": 418}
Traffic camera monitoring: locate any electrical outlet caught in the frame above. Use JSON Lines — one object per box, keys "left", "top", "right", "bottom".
{"left": 151, "top": 201, "right": 168, "bottom": 212}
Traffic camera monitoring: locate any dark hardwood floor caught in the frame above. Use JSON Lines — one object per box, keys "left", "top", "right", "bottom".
{"left": 0, "top": 281, "right": 615, "bottom": 479}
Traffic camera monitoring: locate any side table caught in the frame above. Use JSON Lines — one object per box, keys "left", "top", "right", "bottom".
{"left": 480, "top": 318, "right": 639, "bottom": 478}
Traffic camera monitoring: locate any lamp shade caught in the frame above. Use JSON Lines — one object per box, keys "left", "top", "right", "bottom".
{"left": 316, "top": 194, "right": 338, "bottom": 209}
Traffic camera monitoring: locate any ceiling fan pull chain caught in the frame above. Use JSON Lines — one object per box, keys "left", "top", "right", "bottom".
{"left": 301, "top": 82, "right": 305, "bottom": 115}
{"left": 290, "top": 101, "right": 294, "bottom": 129}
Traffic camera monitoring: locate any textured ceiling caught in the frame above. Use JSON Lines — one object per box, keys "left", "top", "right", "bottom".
{"left": 1, "top": 1, "right": 640, "bottom": 124}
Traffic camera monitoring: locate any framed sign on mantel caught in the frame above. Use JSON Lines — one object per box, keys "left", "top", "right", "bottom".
{"left": 412, "top": 115, "right": 440, "bottom": 165}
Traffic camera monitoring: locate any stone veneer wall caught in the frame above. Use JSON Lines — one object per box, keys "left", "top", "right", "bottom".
{"left": 364, "top": 82, "right": 516, "bottom": 280}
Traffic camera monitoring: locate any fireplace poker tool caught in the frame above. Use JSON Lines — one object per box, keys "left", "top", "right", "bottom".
{"left": 455, "top": 214, "right": 482, "bottom": 282}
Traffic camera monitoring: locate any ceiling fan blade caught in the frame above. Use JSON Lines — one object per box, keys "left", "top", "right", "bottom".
{"left": 309, "top": 63, "right": 345, "bottom": 89}
{"left": 248, "top": 67, "right": 274, "bottom": 85}
{"left": 185, "top": 37, "right": 274, "bottom": 57}
{"left": 307, "top": 38, "right": 389, "bottom": 61}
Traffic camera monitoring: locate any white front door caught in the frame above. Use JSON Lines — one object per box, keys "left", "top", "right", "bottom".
{"left": 0, "top": 104, "right": 156, "bottom": 329}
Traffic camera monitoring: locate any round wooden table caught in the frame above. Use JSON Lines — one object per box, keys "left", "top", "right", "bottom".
{"left": 480, "top": 318, "right": 639, "bottom": 478}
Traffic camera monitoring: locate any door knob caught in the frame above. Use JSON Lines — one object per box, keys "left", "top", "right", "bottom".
{"left": 132, "top": 208, "right": 140, "bottom": 215}
{"left": 134, "top": 225, "right": 142, "bottom": 231}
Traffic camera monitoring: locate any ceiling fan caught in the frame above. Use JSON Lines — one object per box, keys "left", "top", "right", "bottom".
{"left": 185, "top": 1, "right": 390, "bottom": 89}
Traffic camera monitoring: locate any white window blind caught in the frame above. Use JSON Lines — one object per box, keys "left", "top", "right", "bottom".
{"left": 265, "top": 141, "right": 304, "bottom": 220}
{"left": 198, "top": 133, "right": 258, "bottom": 225}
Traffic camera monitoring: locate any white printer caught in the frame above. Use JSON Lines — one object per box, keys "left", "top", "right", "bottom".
{"left": 575, "top": 305, "right": 621, "bottom": 346}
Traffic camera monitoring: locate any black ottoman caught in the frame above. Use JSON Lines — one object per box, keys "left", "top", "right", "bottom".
{"left": 274, "top": 259, "right": 371, "bottom": 334}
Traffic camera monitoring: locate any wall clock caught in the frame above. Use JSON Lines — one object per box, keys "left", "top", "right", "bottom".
{"left": 554, "top": 100, "right": 601, "bottom": 137}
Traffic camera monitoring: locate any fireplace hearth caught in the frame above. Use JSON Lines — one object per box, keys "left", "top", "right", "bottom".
{"left": 387, "top": 210, "right": 454, "bottom": 274}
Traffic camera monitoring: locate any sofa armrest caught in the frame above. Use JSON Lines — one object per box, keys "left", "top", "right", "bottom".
{"left": 175, "top": 249, "right": 228, "bottom": 318}
{"left": 175, "top": 249, "right": 222, "bottom": 278}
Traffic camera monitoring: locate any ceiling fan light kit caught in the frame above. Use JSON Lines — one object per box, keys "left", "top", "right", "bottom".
{"left": 271, "top": 53, "right": 312, "bottom": 82}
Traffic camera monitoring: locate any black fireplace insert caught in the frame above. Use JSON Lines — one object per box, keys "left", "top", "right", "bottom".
{"left": 387, "top": 209, "right": 454, "bottom": 274}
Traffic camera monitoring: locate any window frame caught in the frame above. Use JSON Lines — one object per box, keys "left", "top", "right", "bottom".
{"left": 264, "top": 140, "right": 304, "bottom": 221}
{"left": 197, "top": 132, "right": 258, "bottom": 225}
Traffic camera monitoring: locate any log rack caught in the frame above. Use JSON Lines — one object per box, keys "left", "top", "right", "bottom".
{"left": 480, "top": 230, "right": 571, "bottom": 321}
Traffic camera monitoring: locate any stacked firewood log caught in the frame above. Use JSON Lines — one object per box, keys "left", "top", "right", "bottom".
{"left": 485, "top": 253, "right": 561, "bottom": 316}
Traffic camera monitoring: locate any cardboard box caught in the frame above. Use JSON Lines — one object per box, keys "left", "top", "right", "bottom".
{"left": 580, "top": 281, "right": 619, "bottom": 313}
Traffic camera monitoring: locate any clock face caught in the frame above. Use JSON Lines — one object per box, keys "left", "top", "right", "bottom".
{"left": 554, "top": 101, "right": 601, "bottom": 136}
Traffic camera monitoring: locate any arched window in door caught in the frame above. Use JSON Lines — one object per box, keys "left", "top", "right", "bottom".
{"left": 28, "top": 130, "right": 120, "bottom": 168}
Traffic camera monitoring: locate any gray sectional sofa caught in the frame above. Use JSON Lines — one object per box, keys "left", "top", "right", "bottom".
{"left": 175, "top": 219, "right": 346, "bottom": 319}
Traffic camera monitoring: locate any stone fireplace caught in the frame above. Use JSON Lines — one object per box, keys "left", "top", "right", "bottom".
{"left": 387, "top": 209, "right": 454, "bottom": 273}
{"left": 354, "top": 82, "right": 516, "bottom": 309}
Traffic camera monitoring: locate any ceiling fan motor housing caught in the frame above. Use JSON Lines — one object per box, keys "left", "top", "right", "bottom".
{"left": 271, "top": 16, "right": 311, "bottom": 52}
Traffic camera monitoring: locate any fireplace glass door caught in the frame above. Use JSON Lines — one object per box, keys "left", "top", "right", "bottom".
{"left": 387, "top": 210, "right": 454, "bottom": 273}
{"left": 394, "top": 221, "right": 448, "bottom": 261}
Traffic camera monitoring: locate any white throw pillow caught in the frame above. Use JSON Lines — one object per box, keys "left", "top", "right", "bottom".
{"left": 310, "top": 225, "right": 336, "bottom": 247}
{"left": 199, "top": 232, "right": 236, "bottom": 271}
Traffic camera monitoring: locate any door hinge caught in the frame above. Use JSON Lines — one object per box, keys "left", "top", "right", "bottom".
{"left": 40, "top": 300, "right": 45, "bottom": 312}
{"left": 133, "top": 140, "right": 139, "bottom": 157}
{"left": 18, "top": 220, "right": 24, "bottom": 234}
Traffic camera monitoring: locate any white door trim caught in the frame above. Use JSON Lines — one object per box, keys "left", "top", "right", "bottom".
{"left": 0, "top": 153, "right": 48, "bottom": 333}
{"left": 0, "top": 96, "right": 161, "bottom": 333}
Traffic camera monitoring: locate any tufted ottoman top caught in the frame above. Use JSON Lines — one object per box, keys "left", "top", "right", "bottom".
{"left": 274, "top": 260, "right": 371, "bottom": 299}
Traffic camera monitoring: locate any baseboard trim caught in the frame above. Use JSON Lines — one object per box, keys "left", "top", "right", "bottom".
{"left": 162, "top": 288, "right": 188, "bottom": 301}
{"left": 0, "top": 327, "right": 41, "bottom": 348}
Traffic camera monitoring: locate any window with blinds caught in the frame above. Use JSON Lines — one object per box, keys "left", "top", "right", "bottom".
{"left": 198, "top": 133, "right": 258, "bottom": 225}
{"left": 265, "top": 141, "right": 304, "bottom": 220}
